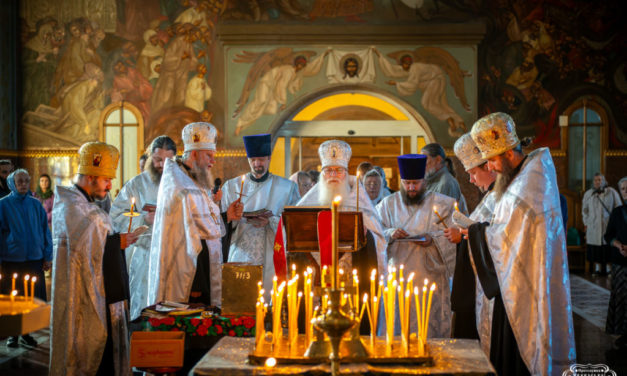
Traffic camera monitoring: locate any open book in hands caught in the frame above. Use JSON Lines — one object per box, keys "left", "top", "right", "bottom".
{"left": 452, "top": 211, "right": 475, "bottom": 229}
{"left": 396, "top": 234, "right": 427, "bottom": 242}
{"left": 242, "top": 209, "right": 273, "bottom": 219}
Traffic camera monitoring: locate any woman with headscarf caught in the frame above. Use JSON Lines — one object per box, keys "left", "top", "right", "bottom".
{"left": 34, "top": 174, "right": 54, "bottom": 227}
{"left": 604, "top": 176, "right": 627, "bottom": 348}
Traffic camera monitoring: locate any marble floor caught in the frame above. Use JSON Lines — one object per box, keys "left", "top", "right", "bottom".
{"left": 1, "top": 271, "right": 626, "bottom": 375}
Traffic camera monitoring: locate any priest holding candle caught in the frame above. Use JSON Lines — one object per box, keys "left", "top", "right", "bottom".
{"left": 110, "top": 135, "right": 177, "bottom": 320}
{"left": 375, "top": 154, "right": 457, "bottom": 338}
{"left": 220, "top": 133, "right": 299, "bottom": 300}
{"left": 50, "top": 142, "right": 140, "bottom": 375}
{"left": 0, "top": 168, "right": 52, "bottom": 348}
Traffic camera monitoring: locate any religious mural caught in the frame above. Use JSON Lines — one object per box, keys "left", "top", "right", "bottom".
{"left": 12, "top": 0, "right": 627, "bottom": 151}
{"left": 227, "top": 45, "right": 474, "bottom": 146}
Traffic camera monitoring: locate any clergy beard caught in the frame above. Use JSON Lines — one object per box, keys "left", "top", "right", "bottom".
{"left": 401, "top": 185, "right": 426, "bottom": 206}
{"left": 190, "top": 159, "right": 213, "bottom": 190}
{"left": 146, "top": 157, "right": 162, "bottom": 184}
{"left": 318, "top": 178, "right": 351, "bottom": 206}
{"left": 493, "top": 159, "right": 517, "bottom": 201}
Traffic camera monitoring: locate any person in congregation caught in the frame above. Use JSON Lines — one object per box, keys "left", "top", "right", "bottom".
{"left": 0, "top": 169, "right": 52, "bottom": 348}
{"left": 373, "top": 165, "right": 393, "bottom": 195}
{"left": 356, "top": 161, "right": 374, "bottom": 182}
{"left": 148, "top": 122, "right": 242, "bottom": 309}
{"left": 582, "top": 172, "right": 622, "bottom": 275}
{"left": 604, "top": 176, "right": 627, "bottom": 349}
{"left": 34, "top": 173, "right": 54, "bottom": 227}
{"left": 375, "top": 154, "right": 457, "bottom": 338}
{"left": 363, "top": 168, "right": 385, "bottom": 206}
{"left": 110, "top": 135, "right": 177, "bottom": 320}
{"left": 444, "top": 133, "right": 496, "bottom": 347}
{"left": 0, "top": 159, "right": 14, "bottom": 198}
{"left": 297, "top": 140, "right": 387, "bottom": 292}
{"left": 220, "top": 133, "right": 299, "bottom": 300}
{"left": 421, "top": 142, "right": 468, "bottom": 213}
{"left": 466, "top": 112, "right": 576, "bottom": 376}
{"left": 139, "top": 153, "right": 148, "bottom": 172}
{"left": 296, "top": 170, "right": 316, "bottom": 197}
{"left": 50, "top": 142, "right": 139, "bottom": 376}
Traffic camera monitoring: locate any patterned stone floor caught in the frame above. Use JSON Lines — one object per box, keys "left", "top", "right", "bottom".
{"left": 1, "top": 271, "right": 625, "bottom": 375}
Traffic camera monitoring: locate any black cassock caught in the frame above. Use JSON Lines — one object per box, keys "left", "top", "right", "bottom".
{"left": 97, "top": 233, "right": 130, "bottom": 376}
{"left": 468, "top": 222, "right": 530, "bottom": 376}
{"left": 450, "top": 238, "right": 479, "bottom": 339}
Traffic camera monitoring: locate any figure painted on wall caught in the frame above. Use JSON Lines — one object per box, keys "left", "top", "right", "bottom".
{"left": 115, "top": 0, "right": 163, "bottom": 41}
{"left": 137, "top": 29, "right": 165, "bottom": 80}
{"left": 222, "top": 0, "right": 307, "bottom": 21}
{"left": 325, "top": 47, "right": 376, "bottom": 84}
{"left": 150, "top": 22, "right": 198, "bottom": 114}
{"left": 22, "top": 17, "right": 60, "bottom": 111}
{"left": 375, "top": 47, "right": 471, "bottom": 136}
{"left": 232, "top": 47, "right": 328, "bottom": 136}
{"left": 110, "top": 60, "right": 153, "bottom": 120}
{"left": 53, "top": 63, "right": 104, "bottom": 142}
{"left": 185, "top": 64, "right": 212, "bottom": 113}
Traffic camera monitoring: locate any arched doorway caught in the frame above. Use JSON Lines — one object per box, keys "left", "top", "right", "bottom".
{"left": 268, "top": 86, "right": 434, "bottom": 190}
{"left": 98, "top": 101, "right": 145, "bottom": 196}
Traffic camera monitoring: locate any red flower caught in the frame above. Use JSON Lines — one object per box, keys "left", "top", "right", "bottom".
{"left": 243, "top": 317, "right": 255, "bottom": 329}
{"left": 171, "top": 327, "right": 180, "bottom": 331}
{"left": 203, "top": 318, "right": 213, "bottom": 327}
{"left": 231, "top": 318, "right": 241, "bottom": 326}
{"left": 190, "top": 318, "right": 201, "bottom": 327}
{"left": 196, "top": 325, "right": 208, "bottom": 336}
{"left": 215, "top": 325, "right": 223, "bottom": 334}
{"left": 163, "top": 317, "right": 175, "bottom": 326}
{"left": 149, "top": 318, "right": 160, "bottom": 327}
{"left": 228, "top": 330, "right": 236, "bottom": 337}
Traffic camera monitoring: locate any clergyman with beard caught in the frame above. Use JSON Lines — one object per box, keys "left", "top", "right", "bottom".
{"left": 375, "top": 154, "right": 457, "bottom": 338}
{"left": 147, "top": 122, "right": 243, "bottom": 309}
{"left": 297, "top": 140, "right": 388, "bottom": 333}
{"left": 110, "top": 135, "right": 177, "bottom": 320}
{"left": 467, "top": 112, "right": 575, "bottom": 375}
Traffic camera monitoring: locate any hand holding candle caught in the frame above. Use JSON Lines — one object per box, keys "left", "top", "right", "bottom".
{"left": 239, "top": 175, "right": 246, "bottom": 201}
{"left": 433, "top": 205, "right": 448, "bottom": 229}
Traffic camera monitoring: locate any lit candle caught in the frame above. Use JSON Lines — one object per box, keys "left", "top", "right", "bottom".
{"left": 24, "top": 275, "right": 30, "bottom": 299}
{"left": 454, "top": 201, "right": 459, "bottom": 212}
{"left": 355, "top": 171, "right": 360, "bottom": 212}
{"left": 258, "top": 281, "right": 262, "bottom": 295}
{"left": 128, "top": 197, "right": 136, "bottom": 232}
{"left": 10, "top": 290, "right": 17, "bottom": 311}
{"left": 291, "top": 264, "right": 296, "bottom": 280}
{"left": 359, "top": 293, "right": 368, "bottom": 322}
{"left": 239, "top": 175, "right": 246, "bottom": 201}
{"left": 421, "top": 285, "right": 427, "bottom": 342}
{"left": 433, "top": 205, "right": 448, "bottom": 229}
{"left": 321, "top": 265, "right": 327, "bottom": 288}
{"left": 424, "top": 283, "right": 436, "bottom": 340}
{"left": 255, "top": 301, "right": 264, "bottom": 352}
{"left": 331, "top": 195, "right": 341, "bottom": 290}
{"left": 414, "top": 287, "right": 422, "bottom": 341}
{"left": 11, "top": 273, "right": 17, "bottom": 293}
{"left": 352, "top": 269, "right": 359, "bottom": 313}
{"left": 31, "top": 277, "right": 37, "bottom": 302}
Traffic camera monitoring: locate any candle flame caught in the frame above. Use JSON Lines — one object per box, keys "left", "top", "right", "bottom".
{"left": 333, "top": 195, "right": 342, "bottom": 204}
{"left": 408, "top": 272, "right": 415, "bottom": 282}
{"left": 242, "top": 175, "right": 246, "bottom": 182}
{"left": 265, "top": 357, "right": 277, "bottom": 367}
{"left": 430, "top": 283, "right": 436, "bottom": 291}
{"left": 424, "top": 278, "right": 428, "bottom": 285}
{"left": 405, "top": 290, "right": 410, "bottom": 297}
{"left": 131, "top": 197, "right": 135, "bottom": 205}
{"left": 292, "top": 264, "right": 296, "bottom": 270}
{"left": 363, "top": 293, "right": 368, "bottom": 302}
{"left": 298, "top": 291, "right": 303, "bottom": 297}
{"left": 32, "top": 277, "right": 37, "bottom": 283}
{"left": 433, "top": 205, "right": 438, "bottom": 213}
{"left": 414, "top": 287, "right": 419, "bottom": 295}
{"left": 454, "top": 201, "right": 459, "bottom": 211}
{"left": 25, "top": 274, "right": 30, "bottom": 281}
{"left": 11, "top": 290, "right": 17, "bottom": 296}
{"left": 13, "top": 273, "right": 17, "bottom": 278}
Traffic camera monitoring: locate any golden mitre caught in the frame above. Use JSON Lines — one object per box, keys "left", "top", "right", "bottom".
{"left": 470, "top": 112, "right": 520, "bottom": 159}
{"left": 77, "top": 142, "right": 120, "bottom": 179}
{"left": 453, "top": 133, "right": 486, "bottom": 171}
{"left": 319, "top": 139, "right": 351, "bottom": 169}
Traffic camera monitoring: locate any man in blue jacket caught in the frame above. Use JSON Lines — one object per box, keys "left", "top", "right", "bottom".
{"left": 0, "top": 169, "right": 52, "bottom": 348}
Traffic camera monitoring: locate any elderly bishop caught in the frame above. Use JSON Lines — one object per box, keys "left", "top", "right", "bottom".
{"left": 297, "top": 140, "right": 387, "bottom": 287}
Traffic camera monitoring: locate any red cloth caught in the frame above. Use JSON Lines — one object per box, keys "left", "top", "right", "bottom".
{"left": 317, "top": 210, "right": 332, "bottom": 271}
{"left": 273, "top": 217, "right": 287, "bottom": 281}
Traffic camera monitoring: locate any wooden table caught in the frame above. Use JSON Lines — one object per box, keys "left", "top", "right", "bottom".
{"left": 191, "top": 337, "right": 496, "bottom": 375}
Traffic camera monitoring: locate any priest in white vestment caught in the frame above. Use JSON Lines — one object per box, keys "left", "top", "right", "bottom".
{"left": 221, "top": 133, "right": 300, "bottom": 301}
{"left": 110, "top": 135, "right": 177, "bottom": 320}
{"left": 297, "top": 140, "right": 388, "bottom": 280}
{"left": 376, "top": 154, "right": 457, "bottom": 338}
{"left": 468, "top": 112, "right": 576, "bottom": 376}
{"left": 147, "top": 122, "right": 241, "bottom": 307}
